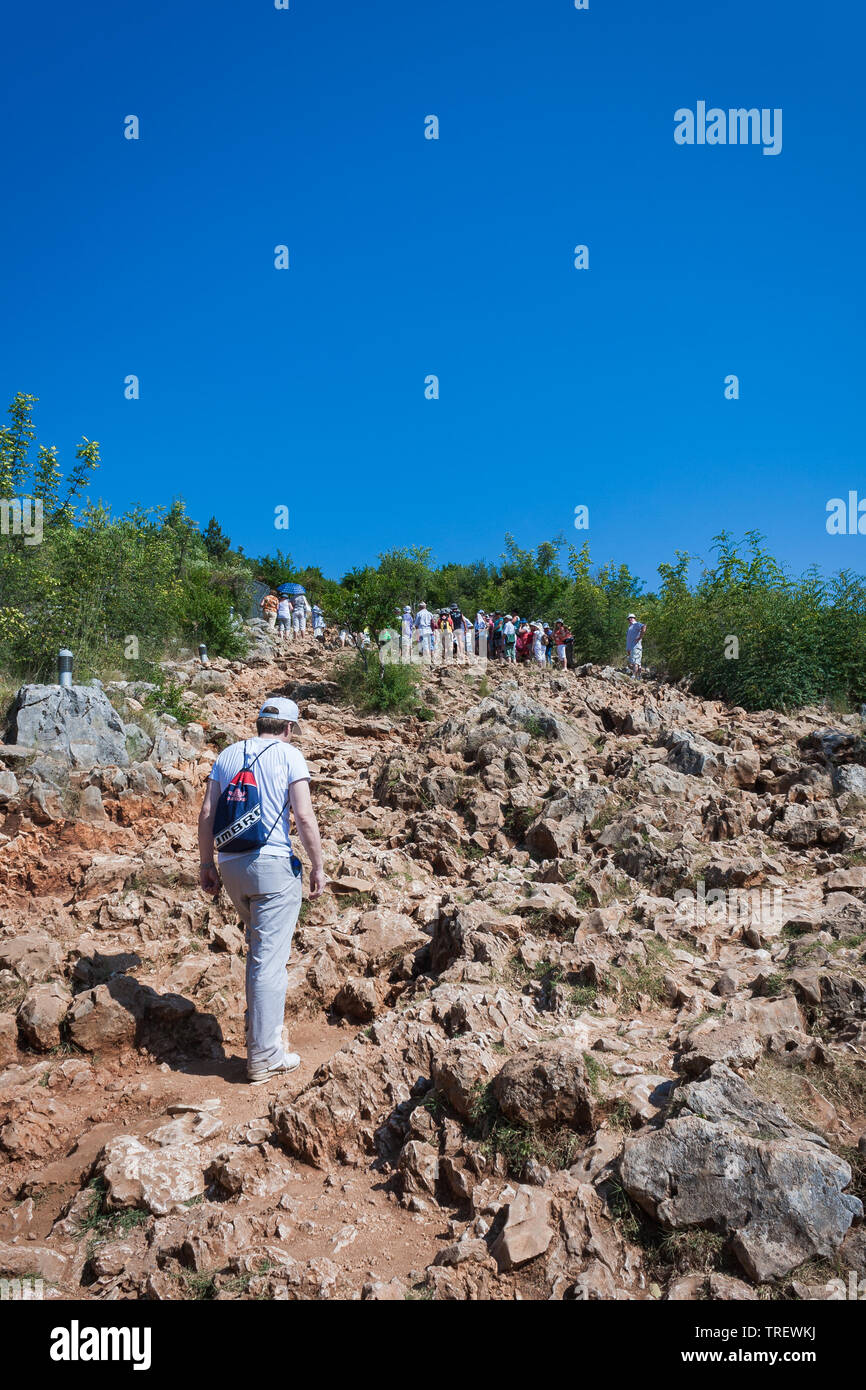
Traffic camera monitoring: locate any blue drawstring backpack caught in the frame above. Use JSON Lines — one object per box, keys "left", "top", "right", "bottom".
{"left": 213, "top": 742, "right": 290, "bottom": 854}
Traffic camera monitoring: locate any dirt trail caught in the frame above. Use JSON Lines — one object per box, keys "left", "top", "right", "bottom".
{"left": 0, "top": 636, "right": 457, "bottom": 1297}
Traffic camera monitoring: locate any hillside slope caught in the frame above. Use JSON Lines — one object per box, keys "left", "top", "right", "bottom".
{"left": 0, "top": 634, "right": 864, "bottom": 1301}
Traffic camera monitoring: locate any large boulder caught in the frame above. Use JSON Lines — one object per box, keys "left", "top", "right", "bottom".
{"left": 431, "top": 1038, "right": 500, "bottom": 1119}
{"left": 67, "top": 976, "right": 148, "bottom": 1052}
{"left": 8, "top": 683, "right": 135, "bottom": 772}
{"left": 332, "top": 976, "right": 379, "bottom": 1023}
{"left": 8, "top": 684, "right": 131, "bottom": 769}
{"left": 492, "top": 1039, "right": 596, "bottom": 1131}
{"left": 0, "top": 934, "right": 63, "bottom": 985}
{"left": 660, "top": 729, "right": 720, "bottom": 778}
{"left": 397, "top": 1140, "right": 439, "bottom": 1198}
{"left": 428, "top": 900, "right": 520, "bottom": 976}
{"left": 97, "top": 1135, "right": 205, "bottom": 1215}
{"left": 620, "top": 1064, "right": 862, "bottom": 1282}
{"left": 0, "top": 770, "right": 19, "bottom": 805}
{"left": 435, "top": 683, "right": 592, "bottom": 759}
{"left": 351, "top": 911, "right": 427, "bottom": 971}
{"left": 17, "top": 981, "right": 72, "bottom": 1051}
{"left": 189, "top": 669, "right": 231, "bottom": 695}
{"left": 833, "top": 765, "right": 866, "bottom": 800}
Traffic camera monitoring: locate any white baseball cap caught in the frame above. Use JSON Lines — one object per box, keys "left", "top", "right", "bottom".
{"left": 627, "top": 613, "right": 637, "bottom": 621}
{"left": 258, "top": 696, "right": 300, "bottom": 724}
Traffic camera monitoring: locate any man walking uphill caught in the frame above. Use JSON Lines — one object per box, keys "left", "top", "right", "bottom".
{"left": 197, "top": 697, "right": 325, "bottom": 1084}
{"left": 626, "top": 613, "right": 647, "bottom": 678}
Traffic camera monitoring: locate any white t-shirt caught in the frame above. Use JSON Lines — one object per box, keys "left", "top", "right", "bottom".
{"left": 277, "top": 598, "right": 291, "bottom": 619}
{"left": 210, "top": 737, "right": 311, "bottom": 860}
{"left": 414, "top": 608, "right": 433, "bottom": 634}
{"left": 626, "top": 621, "right": 644, "bottom": 653}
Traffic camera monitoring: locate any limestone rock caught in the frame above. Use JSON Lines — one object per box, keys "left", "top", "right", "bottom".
{"left": 398, "top": 1139, "right": 439, "bottom": 1197}
{"left": 661, "top": 729, "right": 720, "bottom": 778}
{"left": 432, "top": 1038, "right": 499, "bottom": 1119}
{"left": 491, "top": 1186, "right": 554, "bottom": 1270}
{"left": 620, "top": 1064, "right": 862, "bottom": 1282}
{"left": 98, "top": 1135, "right": 205, "bottom": 1215}
{"left": 16, "top": 980, "right": 72, "bottom": 1051}
{"left": 0, "top": 1013, "right": 18, "bottom": 1064}
{"left": 332, "top": 976, "right": 379, "bottom": 1023}
{"left": 9, "top": 684, "right": 130, "bottom": 768}
{"left": 67, "top": 976, "right": 147, "bottom": 1052}
{"left": 492, "top": 1039, "right": 595, "bottom": 1131}
{"left": 0, "top": 933, "right": 63, "bottom": 984}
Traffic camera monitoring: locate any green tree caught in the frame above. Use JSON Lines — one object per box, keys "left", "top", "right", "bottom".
{"left": 203, "top": 516, "right": 232, "bottom": 560}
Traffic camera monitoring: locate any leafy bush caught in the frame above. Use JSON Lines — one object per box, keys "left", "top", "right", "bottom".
{"left": 0, "top": 395, "right": 250, "bottom": 681}
{"left": 650, "top": 532, "right": 866, "bottom": 711}
{"left": 337, "top": 655, "right": 424, "bottom": 715}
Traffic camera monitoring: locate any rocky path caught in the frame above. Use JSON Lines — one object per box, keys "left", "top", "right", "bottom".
{"left": 0, "top": 629, "right": 864, "bottom": 1300}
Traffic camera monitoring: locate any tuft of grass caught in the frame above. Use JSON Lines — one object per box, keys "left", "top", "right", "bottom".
{"left": 607, "top": 1097, "right": 634, "bottom": 1132}
{"left": 589, "top": 802, "right": 620, "bottom": 833}
{"left": 837, "top": 1144, "right": 866, "bottom": 1203}
{"left": 568, "top": 881, "right": 594, "bottom": 908}
{"left": 605, "top": 1180, "right": 644, "bottom": 1242}
{"left": 582, "top": 1051, "right": 611, "bottom": 1098}
{"left": 461, "top": 842, "right": 486, "bottom": 861}
{"left": 532, "top": 958, "right": 564, "bottom": 986}
{"left": 782, "top": 922, "right": 815, "bottom": 940}
{"left": 657, "top": 1229, "right": 726, "bottom": 1273}
{"left": 0, "top": 978, "right": 27, "bottom": 1013}
{"left": 751, "top": 1057, "right": 866, "bottom": 1143}
{"left": 520, "top": 715, "right": 546, "bottom": 740}
{"left": 827, "top": 933, "right": 866, "bottom": 953}
{"left": 603, "top": 937, "right": 674, "bottom": 1008}
{"left": 76, "top": 1178, "right": 150, "bottom": 1248}
{"left": 335, "top": 891, "right": 372, "bottom": 911}
{"left": 467, "top": 1081, "right": 580, "bottom": 1178}
{"left": 174, "top": 1270, "right": 219, "bottom": 1301}
{"left": 502, "top": 803, "right": 541, "bottom": 842}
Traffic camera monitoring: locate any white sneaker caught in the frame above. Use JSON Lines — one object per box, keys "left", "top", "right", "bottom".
{"left": 248, "top": 1052, "right": 301, "bottom": 1085}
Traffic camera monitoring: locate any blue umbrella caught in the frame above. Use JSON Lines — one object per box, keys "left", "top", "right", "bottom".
{"left": 276, "top": 582, "right": 306, "bottom": 596}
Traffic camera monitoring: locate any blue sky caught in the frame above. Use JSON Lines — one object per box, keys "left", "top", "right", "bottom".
{"left": 1, "top": 0, "right": 863, "bottom": 590}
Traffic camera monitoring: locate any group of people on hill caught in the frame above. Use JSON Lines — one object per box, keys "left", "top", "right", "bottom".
{"left": 260, "top": 590, "right": 647, "bottom": 678}
{"left": 395, "top": 602, "right": 573, "bottom": 668}
{"left": 377, "top": 604, "right": 647, "bottom": 677}
{"left": 259, "top": 590, "right": 326, "bottom": 644}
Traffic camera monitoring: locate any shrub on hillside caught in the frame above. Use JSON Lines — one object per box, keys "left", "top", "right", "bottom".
{"left": 337, "top": 655, "right": 425, "bottom": 716}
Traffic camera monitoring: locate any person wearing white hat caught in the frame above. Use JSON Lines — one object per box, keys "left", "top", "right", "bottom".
{"left": 197, "top": 696, "right": 325, "bottom": 1084}
{"left": 626, "top": 613, "right": 646, "bottom": 678}
{"left": 414, "top": 600, "right": 434, "bottom": 663}
{"left": 503, "top": 613, "right": 516, "bottom": 662}
{"left": 400, "top": 605, "right": 414, "bottom": 662}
